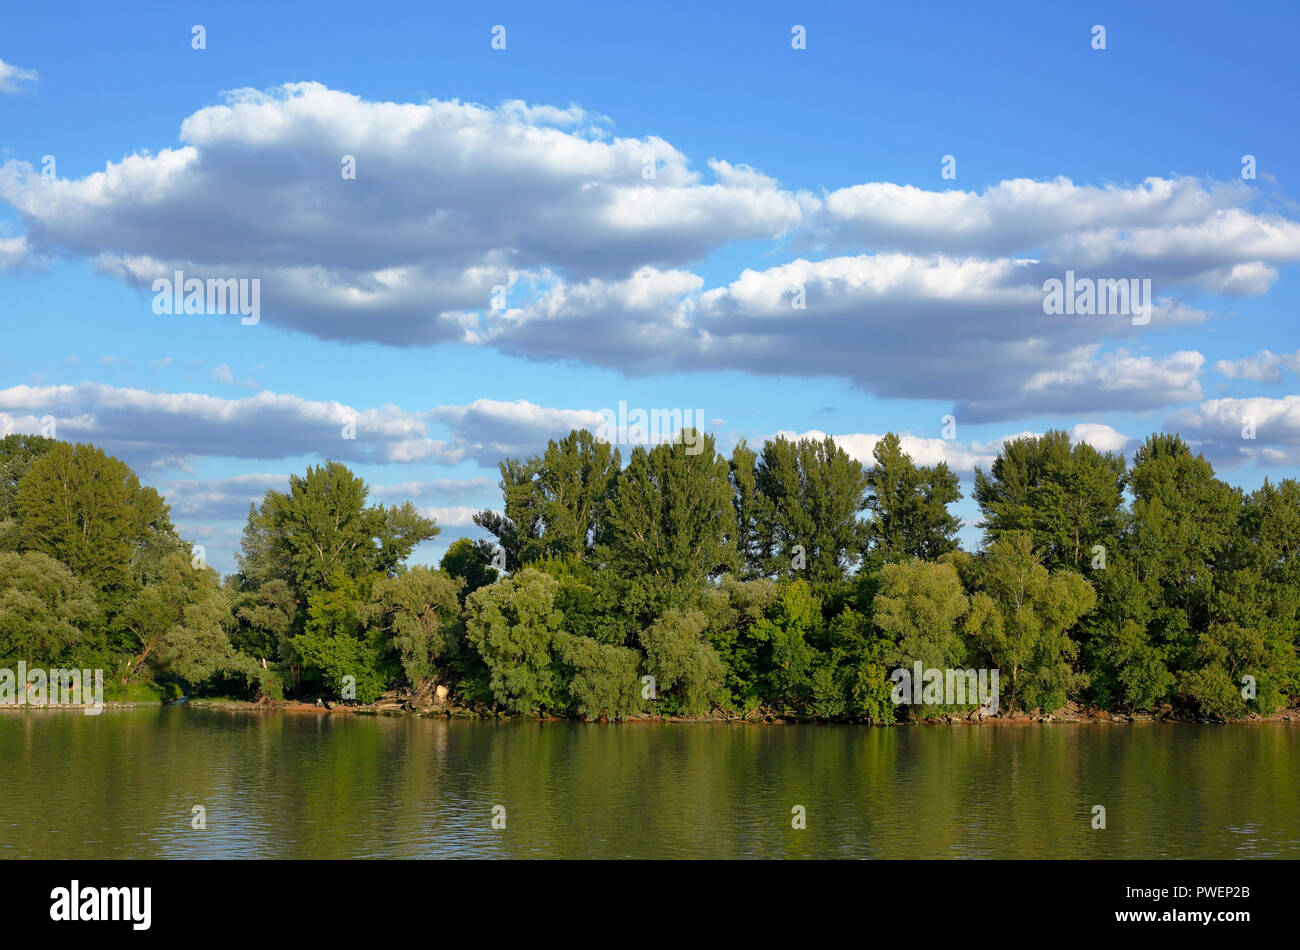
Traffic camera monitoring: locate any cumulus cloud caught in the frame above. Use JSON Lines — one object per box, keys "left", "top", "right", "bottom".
{"left": 0, "top": 235, "right": 32, "bottom": 272}
{"left": 0, "top": 82, "right": 808, "bottom": 344}
{"left": 1167, "top": 395, "right": 1300, "bottom": 467}
{"left": 370, "top": 477, "right": 496, "bottom": 502}
{"left": 0, "top": 383, "right": 620, "bottom": 472}
{"left": 776, "top": 423, "right": 1137, "bottom": 476}
{"left": 1214, "top": 349, "right": 1300, "bottom": 383}
{"left": 823, "top": 176, "right": 1247, "bottom": 254}
{"left": 0, "top": 58, "right": 37, "bottom": 94}
{"left": 1, "top": 83, "right": 1295, "bottom": 422}
{"left": 1069, "top": 422, "right": 1134, "bottom": 455}
{"left": 775, "top": 428, "right": 1036, "bottom": 474}
{"left": 160, "top": 473, "right": 289, "bottom": 522}
{"left": 486, "top": 256, "right": 1208, "bottom": 421}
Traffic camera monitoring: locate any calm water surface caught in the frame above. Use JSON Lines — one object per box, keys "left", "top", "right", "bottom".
{"left": 2, "top": 707, "right": 1296, "bottom": 858}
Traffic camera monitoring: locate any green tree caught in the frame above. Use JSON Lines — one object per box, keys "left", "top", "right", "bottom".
{"left": 864, "top": 433, "right": 963, "bottom": 561}
{"left": 241, "top": 461, "right": 438, "bottom": 598}
{"left": 0, "top": 433, "right": 54, "bottom": 552}
{"left": 749, "top": 579, "right": 822, "bottom": 709}
{"left": 554, "top": 632, "right": 643, "bottom": 720}
{"left": 0, "top": 551, "right": 99, "bottom": 666}
{"left": 597, "top": 431, "right": 737, "bottom": 618}
{"left": 974, "top": 430, "right": 1126, "bottom": 572}
{"left": 641, "top": 608, "right": 728, "bottom": 716}
{"left": 871, "top": 559, "right": 970, "bottom": 719}
{"left": 290, "top": 573, "right": 388, "bottom": 703}
{"left": 962, "top": 534, "right": 1096, "bottom": 713}
{"left": 117, "top": 550, "right": 230, "bottom": 685}
{"left": 754, "top": 435, "right": 868, "bottom": 582}
{"left": 361, "top": 567, "right": 462, "bottom": 696}
{"left": 439, "top": 537, "right": 499, "bottom": 602}
{"left": 728, "top": 439, "right": 766, "bottom": 578}
{"left": 464, "top": 567, "right": 567, "bottom": 715}
{"left": 17, "top": 442, "right": 183, "bottom": 612}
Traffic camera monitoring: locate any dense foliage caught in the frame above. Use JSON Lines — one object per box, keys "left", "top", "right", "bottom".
{"left": 3, "top": 428, "right": 1297, "bottom": 721}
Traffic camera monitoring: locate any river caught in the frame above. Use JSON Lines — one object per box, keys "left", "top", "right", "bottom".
{"left": 2, "top": 707, "right": 1296, "bottom": 858}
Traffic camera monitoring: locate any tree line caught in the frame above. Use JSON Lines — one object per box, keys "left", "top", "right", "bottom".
{"left": 1, "top": 426, "right": 1295, "bottom": 720}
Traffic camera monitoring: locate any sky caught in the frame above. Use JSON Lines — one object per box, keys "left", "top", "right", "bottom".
{"left": 1, "top": 1, "right": 1298, "bottom": 574}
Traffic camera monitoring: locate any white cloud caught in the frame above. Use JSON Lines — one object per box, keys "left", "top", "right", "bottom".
{"left": 0, "top": 235, "right": 32, "bottom": 271}
{"left": 0, "top": 58, "right": 37, "bottom": 94}
{"left": 1, "top": 84, "right": 1294, "bottom": 424}
{"left": 823, "top": 176, "right": 1246, "bottom": 254}
{"left": 1214, "top": 349, "right": 1300, "bottom": 383}
{"left": 0, "top": 383, "right": 627, "bottom": 472}
{"left": 1167, "top": 395, "right": 1300, "bottom": 467}
{"left": 0, "top": 82, "right": 807, "bottom": 344}
{"left": 1069, "top": 423, "right": 1134, "bottom": 455}
{"left": 775, "top": 428, "right": 1035, "bottom": 473}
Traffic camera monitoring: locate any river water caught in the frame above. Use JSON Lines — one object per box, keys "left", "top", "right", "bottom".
{"left": 2, "top": 707, "right": 1296, "bottom": 858}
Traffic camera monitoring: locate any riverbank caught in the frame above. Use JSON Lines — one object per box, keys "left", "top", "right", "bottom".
{"left": 177, "top": 695, "right": 1300, "bottom": 725}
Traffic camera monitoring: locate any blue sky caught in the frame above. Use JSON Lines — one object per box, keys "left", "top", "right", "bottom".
{"left": 2, "top": 0, "right": 1298, "bottom": 573}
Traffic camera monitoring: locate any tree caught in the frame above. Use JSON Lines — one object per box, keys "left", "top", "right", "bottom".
{"left": 231, "top": 579, "right": 297, "bottom": 667}
{"left": 361, "top": 567, "right": 462, "bottom": 696}
{"left": 962, "top": 534, "right": 1096, "bottom": 713}
{"left": 0, "top": 433, "right": 54, "bottom": 552}
{"left": 464, "top": 567, "right": 567, "bottom": 715}
{"left": 974, "top": 430, "right": 1126, "bottom": 572}
{"left": 871, "top": 559, "right": 970, "bottom": 719}
{"left": 473, "top": 457, "right": 541, "bottom": 572}
{"left": 1127, "top": 434, "right": 1240, "bottom": 681}
{"left": 754, "top": 435, "right": 868, "bottom": 581}
{"left": 749, "top": 579, "right": 822, "bottom": 709}
{"left": 641, "top": 608, "right": 728, "bottom": 716}
{"left": 117, "top": 550, "right": 226, "bottom": 684}
{"left": 17, "top": 442, "right": 183, "bottom": 610}
{"left": 728, "top": 440, "right": 766, "bottom": 578}
{"left": 864, "top": 433, "right": 963, "bottom": 561}
{"left": 439, "top": 537, "right": 499, "bottom": 602}
{"left": 241, "top": 461, "right": 438, "bottom": 598}
{"left": 553, "top": 632, "right": 643, "bottom": 720}
{"left": 290, "top": 573, "right": 388, "bottom": 703}
{"left": 0, "top": 551, "right": 99, "bottom": 666}
{"left": 597, "top": 432, "right": 737, "bottom": 617}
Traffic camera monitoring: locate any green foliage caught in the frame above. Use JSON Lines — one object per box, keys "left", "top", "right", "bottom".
{"left": 242, "top": 461, "right": 438, "bottom": 597}
{"left": 872, "top": 559, "right": 970, "bottom": 719}
{"left": 439, "top": 537, "right": 499, "bottom": 602}
{"left": 865, "top": 433, "right": 963, "bottom": 561}
{"left": 749, "top": 578, "right": 821, "bottom": 708}
{"left": 17, "top": 442, "right": 184, "bottom": 614}
{"left": 231, "top": 579, "right": 296, "bottom": 664}
{"left": 464, "top": 567, "right": 567, "bottom": 715}
{"left": 361, "top": 567, "right": 462, "bottom": 690}
{"left": 0, "top": 551, "right": 99, "bottom": 666}
{"left": 4, "top": 428, "right": 1294, "bottom": 722}
{"left": 641, "top": 608, "right": 727, "bottom": 716}
{"left": 598, "top": 431, "right": 737, "bottom": 619}
{"left": 752, "top": 435, "right": 869, "bottom": 582}
{"left": 974, "top": 429, "right": 1126, "bottom": 572}
{"left": 0, "top": 433, "right": 55, "bottom": 552}
{"left": 554, "top": 632, "right": 643, "bottom": 720}
{"left": 291, "top": 574, "right": 388, "bottom": 703}
{"left": 962, "top": 533, "right": 1095, "bottom": 713}
{"left": 700, "top": 575, "right": 777, "bottom": 710}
